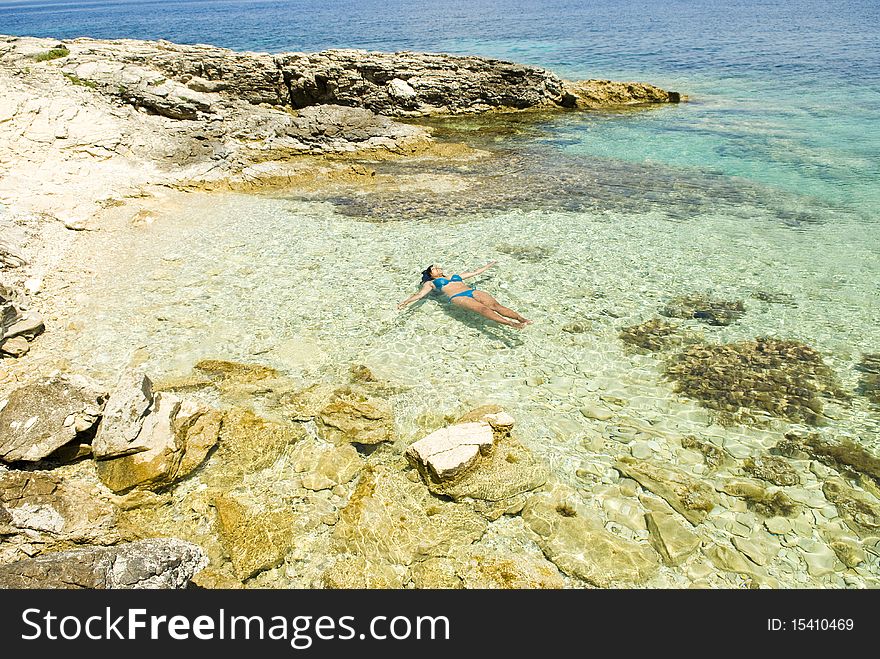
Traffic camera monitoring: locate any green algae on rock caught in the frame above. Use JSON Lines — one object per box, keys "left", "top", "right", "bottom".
{"left": 679, "top": 435, "right": 729, "bottom": 470}
{"left": 856, "top": 353, "right": 880, "bottom": 404}
{"left": 743, "top": 455, "right": 801, "bottom": 487}
{"left": 774, "top": 432, "right": 880, "bottom": 491}
{"left": 661, "top": 293, "right": 746, "bottom": 327}
{"left": 821, "top": 477, "right": 880, "bottom": 537}
{"left": 720, "top": 479, "right": 800, "bottom": 518}
{"left": 663, "top": 338, "right": 847, "bottom": 426}
{"left": 619, "top": 317, "right": 693, "bottom": 353}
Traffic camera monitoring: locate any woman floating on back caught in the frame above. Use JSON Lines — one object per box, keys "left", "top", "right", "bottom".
{"left": 397, "top": 261, "right": 532, "bottom": 329}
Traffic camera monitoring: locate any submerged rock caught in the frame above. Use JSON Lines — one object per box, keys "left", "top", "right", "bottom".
{"left": 645, "top": 510, "right": 701, "bottom": 566}
{"left": 614, "top": 456, "right": 716, "bottom": 525}
{"left": 213, "top": 494, "right": 295, "bottom": 581}
{"left": 193, "top": 358, "right": 281, "bottom": 384}
{"left": 821, "top": 478, "right": 880, "bottom": 537}
{"left": 743, "top": 455, "right": 801, "bottom": 487}
{"left": 750, "top": 290, "right": 797, "bottom": 306}
{"left": 447, "top": 545, "right": 566, "bottom": 589}
{"left": 316, "top": 387, "right": 394, "bottom": 445}
{"left": 424, "top": 436, "right": 549, "bottom": 510}
{"left": 495, "top": 244, "right": 554, "bottom": 263}
{"left": 856, "top": 354, "right": 880, "bottom": 404}
{"left": 332, "top": 465, "right": 487, "bottom": 565}
{"left": 0, "top": 374, "right": 106, "bottom": 463}
{"left": 321, "top": 556, "right": 404, "bottom": 589}
{"left": 619, "top": 318, "right": 694, "bottom": 353}
{"left": 202, "top": 408, "right": 305, "bottom": 489}
{"left": 663, "top": 338, "right": 847, "bottom": 426}
{"left": 522, "top": 485, "right": 659, "bottom": 587}
{"left": 776, "top": 432, "right": 880, "bottom": 491}
{"left": 290, "top": 437, "right": 364, "bottom": 491}
{"left": 703, "top": 543, "right": 770, "bottom": 584}
{"left": 0, "top": 538, "right": 207, "bottom": 589}
{"left": 662, "top": 294, "right": 745, "bottom": 327}
{"left": 720, "top": 479, "right": 800, "bottom": 518}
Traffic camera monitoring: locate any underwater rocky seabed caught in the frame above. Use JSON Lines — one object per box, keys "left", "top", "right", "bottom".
{"left": 4, "top": 117, "right": 880, "bottom": 589}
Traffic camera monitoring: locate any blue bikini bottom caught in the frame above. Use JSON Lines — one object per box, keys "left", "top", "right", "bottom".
{"left": 448, "top": 289, "right": 475, "bottom": 301}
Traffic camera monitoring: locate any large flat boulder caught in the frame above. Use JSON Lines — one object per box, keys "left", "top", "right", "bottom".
{"left": 0, "top": 375, "right": 106, "bottom": 463}
{"left": 0, "top": 538, "right": 207, "bottom": 589}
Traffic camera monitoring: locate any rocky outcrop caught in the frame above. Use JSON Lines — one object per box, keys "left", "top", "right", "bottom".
{"left": 522, "top": 485, "right": 659, "bottom": 587}
{"left": 562, "top": 79, "right": 681, "bottom": 108}
{"left": 0, "top": 470, "right": 119, "bottom": 562}
{"left": 406, "top": 421, "right": 497, "bottom": 482}
{"left": 94, "top": 389, "right": 222, "bottom": 493}
{"left": 0, "top": 374, "right": 106, "bottom": 463}
{"left": 92, "top": 371, "right": 155, "bottom": 459}
{"left": 0, "top": 34, "right": 680, "bottom": 227}
{"left": 0, "top": 538, "right": 207, "bottom": 588}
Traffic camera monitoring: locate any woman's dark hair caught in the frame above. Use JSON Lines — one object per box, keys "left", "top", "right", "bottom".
{"left": 421, "top": 265, "right": 434, "bottom": 283}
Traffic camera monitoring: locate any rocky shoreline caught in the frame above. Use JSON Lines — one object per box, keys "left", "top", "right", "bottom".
{"left": 6, "top": 34, "right": 879, "bottom": 591}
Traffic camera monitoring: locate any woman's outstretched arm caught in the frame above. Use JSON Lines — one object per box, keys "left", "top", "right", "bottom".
{"left": 397, "top": 282, "right": 434, "bottom": 310}
{"left": 460, "top": 260, "right": 497, "bottom": 279}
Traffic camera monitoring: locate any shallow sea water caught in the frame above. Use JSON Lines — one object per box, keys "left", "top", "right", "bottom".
{"left": 52, "top": 147, "right": 880, "bottom": 480}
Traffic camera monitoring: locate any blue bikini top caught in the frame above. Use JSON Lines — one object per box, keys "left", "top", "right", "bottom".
{"left": 432, "top": 274, "right": 462, "bottom": 289}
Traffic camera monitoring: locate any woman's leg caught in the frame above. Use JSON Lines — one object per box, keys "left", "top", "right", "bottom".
{"left": 473, "top": 291, "right": 531, "bottom": 324}
{"left": 451, "top": 296, "right": 524, "bottom": 328}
